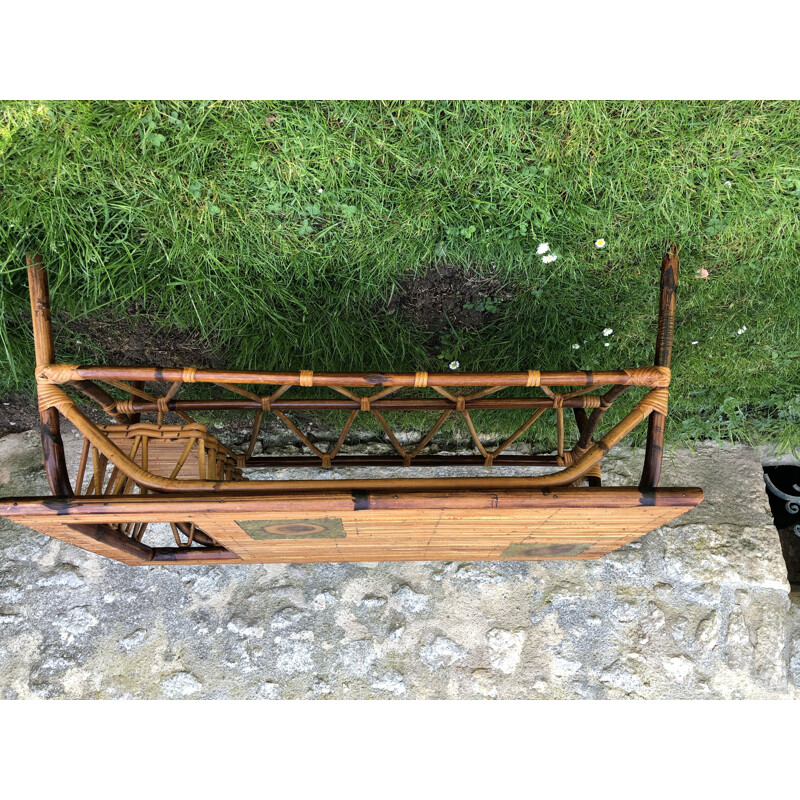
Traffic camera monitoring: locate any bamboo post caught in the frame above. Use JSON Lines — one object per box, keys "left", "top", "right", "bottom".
{"left": 639, "top": 245, "right": 678, "bottom": 489}
{"left": 26, "top": 253, "right": 73, "bottom": 496}
{"left": 128, "top": 381, "right": 145, "bottom": 424}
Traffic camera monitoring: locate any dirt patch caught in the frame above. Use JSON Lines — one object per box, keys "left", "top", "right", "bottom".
{"left": 54, "top": 304, "right": 223, "bottom": 369}
{"left": 385, "top": 263, "right": 515, "bottom": 344}
{"left": 0, "top": 394, "right": 41, "bottom": 438}
{"left": 0, "top": 307, "right": 225, "bottom": 437}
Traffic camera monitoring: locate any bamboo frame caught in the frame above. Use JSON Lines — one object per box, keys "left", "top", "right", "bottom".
{"left": 2, "top": 246, "right": 698, "bottom": 565}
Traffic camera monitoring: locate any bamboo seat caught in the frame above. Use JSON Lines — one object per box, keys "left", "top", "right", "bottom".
{"left": 0, "top": 248, "right": 704, "bottom": 566}
{"left": 88, "top": 423, "right": 244, "bottom": 489}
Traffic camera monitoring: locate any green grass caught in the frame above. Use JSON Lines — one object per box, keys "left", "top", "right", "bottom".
{"left": 1, "top": 100, "right": 799, "bottom": 450}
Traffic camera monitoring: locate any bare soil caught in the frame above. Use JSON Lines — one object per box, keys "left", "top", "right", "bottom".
{"left": 0, "top": 305, "right": 224, "bottom": 438}
{"left": 54, "top": 304, "right": 223, "bottom": 369}
{"left": 385, "top": 263, "right": 515, "bottom": 346}
{"left": 0, "top": 393, "right": 41, "bottom": 438}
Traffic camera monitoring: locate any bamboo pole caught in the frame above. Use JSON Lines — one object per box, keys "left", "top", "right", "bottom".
{"left": 26, "top": 253, "right": 72, "bottom": 496}
{"left": 639, "top": 245, "right": 678, "bottom": 489}
{"left": 38, "top": 365, "right": 671, "bottom": 389}
{"left": 244, "top": 454, "right": 560, "bottom": 467}
{"left": 92, "top": 396, "right": 625, "bottom": 414}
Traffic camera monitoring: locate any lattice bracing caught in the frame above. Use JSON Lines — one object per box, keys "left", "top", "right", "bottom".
{"left": 33, "top": 363, "right": 670, "bottom": 494}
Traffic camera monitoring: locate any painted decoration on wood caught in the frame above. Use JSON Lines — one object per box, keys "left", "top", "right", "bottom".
{"left": 501, "top": 541, "right": 593, "bottom": 558}
{"left": 236, "top": 517, "right": 346, "bottom": 540}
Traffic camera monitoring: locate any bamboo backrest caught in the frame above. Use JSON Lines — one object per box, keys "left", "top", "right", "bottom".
{"left": 79, "top": 423, "right": 244, "bottom": 495}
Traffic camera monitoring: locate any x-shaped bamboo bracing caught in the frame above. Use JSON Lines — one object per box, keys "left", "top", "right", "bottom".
{"left": 35, "top": 379, "right": 669, "bottom": 493}
{"left": 32, "top": 349, "right": 673, "bottom": 480}
{"left": 44, "top": 365, "right": 664, "bottom": 475}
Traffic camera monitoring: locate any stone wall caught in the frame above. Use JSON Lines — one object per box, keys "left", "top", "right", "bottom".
{"left": 1, "top": 425, "right": 797, "bottom": 699}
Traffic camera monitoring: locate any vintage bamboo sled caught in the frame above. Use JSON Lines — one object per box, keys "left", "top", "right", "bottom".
{"left": 0, "top": 248, "right": 703, "bottom": 565}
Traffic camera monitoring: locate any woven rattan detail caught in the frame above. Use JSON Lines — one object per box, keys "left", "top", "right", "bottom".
{"left": 639, "top": 387, "right": 669, "bottom": 416}
{"left": 625, "top": 366, "right": 671, "bottom": 387}
{"left": 36, "top": 363, "right": 81, "bottom": 384}
{"left": 37, "top": 384, "right": 72, "bottom": 413}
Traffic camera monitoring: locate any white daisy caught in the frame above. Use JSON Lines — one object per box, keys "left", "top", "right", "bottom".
{"left": 542, "top": 254, "right": 557, "bottom": 263}
{"left": 603, "top": 342, "right": 610, "bottom": 347}
{"left": 691, "top": 341, "right": 699, "bottom": 345}
{"left": 449, "top": 360, "right": 460, "bottom": 370}
{"left": 724, "top": 181, "right": 732, "bottom": 186}
{"left": 595, "top": 239, "right": 606, "bottom": 248}
{"left": 571, "top": 343, "right": 580, "bottom": 350}
{"left": 736, "top": 326, "right": 747, "bottom": 335}
{"left": 602, "top": 327, "right": 613, "bottom": 337}
{"left": 317, "top": 188, "right": 324, "bottom": 194}
{"left": 537, "top": 242, "right": 550, "bottom": 255}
